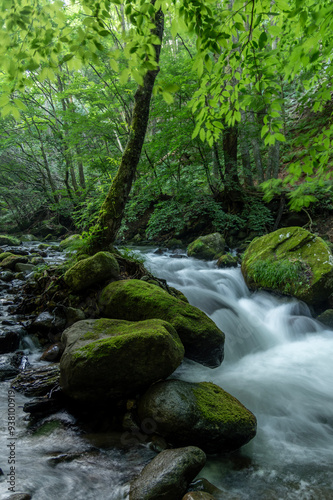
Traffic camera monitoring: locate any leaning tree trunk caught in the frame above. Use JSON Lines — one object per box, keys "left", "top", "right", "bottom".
{"left": 88, "top": 7, "right": 164, "bottom": 253}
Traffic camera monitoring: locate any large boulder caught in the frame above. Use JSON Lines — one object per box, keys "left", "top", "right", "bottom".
{"left": 0, "top": 254, "right": 28, "bottom": 270}
{"left": 137, "top": 379, "right": 257, "bottom": 454}
{"left": 59, "top": 318, "right": 184, "bottom": 403}
{"left": 98, "top": 279, "right": 225, "bottom": 368}
{"left": 129, "top": 446, "right": 206, "bottom": 500}
{"left": 187, "top": 233, "right": 225, "bottom": 260}
{"left": 241, "top": 227, "right": 333, "bottom": 304}
{"left": 59, "top": 234, "right": 81, "bottom": 251}
{"left": 0, "top": 235, "right": 21, "bottom": 246}
{"left": 64, "top": 251, "right": 120, "bottom": 292}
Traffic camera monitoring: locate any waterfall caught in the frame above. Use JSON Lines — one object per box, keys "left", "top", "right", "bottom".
{"left": 144, "top": 250, "right": 333, "bottom": 499}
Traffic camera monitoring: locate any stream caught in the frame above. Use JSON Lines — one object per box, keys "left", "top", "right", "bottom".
{"left": 1, "top": 245, "right": 333, "bottom": 499}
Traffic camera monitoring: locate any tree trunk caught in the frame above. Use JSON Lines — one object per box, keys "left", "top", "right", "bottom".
{"left": 223, "top": 125, "right": 239, "bottom": 189}
{"left": 88, "top": 6, "right": 164, "bottom": 252}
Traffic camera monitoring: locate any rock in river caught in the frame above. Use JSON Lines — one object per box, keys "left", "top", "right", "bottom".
{"left": 130, "top": 446, "right": 206, "bottom": 500}
{"left": 59, "top": 318, "right": 184, "bottom": 403}
{"left": 99, "top": 279, "right": 225, "bottom": 368}
{"left": 138, "top": 379, "right": 257, "bottom": 454}
{"left": 241, "top": 226, "right": 333, "bottom": 305}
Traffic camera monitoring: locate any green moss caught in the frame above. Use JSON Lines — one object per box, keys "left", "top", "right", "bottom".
{"left": 0, "top": 252, "right": 13, "bottom": 262}
{"left": 72, "top": 318, "right": 184, "bottom": 361}
{"left": 249, "top": 258, "right": 310, "bottom": 294}
{"left": 242, "top": 227, "right": 333, "bottom": 304}
{"left": 192, "top": 382, "right": 254, "bottom": 426}
{"left": 82, "top": 331, "right": 100, "bottom": 341}
{"left": 33, "top": 420, "right": 62, "bottom": 436}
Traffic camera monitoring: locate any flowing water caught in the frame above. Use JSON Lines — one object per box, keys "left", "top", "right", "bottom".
{"left": 143, "top": 249, "right": 333, "bottom": 500}
{"left": 1, "top": 245, "right": 333, "bottom": 499}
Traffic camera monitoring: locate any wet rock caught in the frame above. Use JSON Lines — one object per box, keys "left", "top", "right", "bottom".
{"left": 1, "top": 254, "right": 28, "bottom": 271}
{"left": 0, "top": 235, "right": 21, "bottom": 246}
{"left": 64, "top": 251, "right": 120, "bottom": 292}
{"left": 188, "top": 478, "right": 229, "bottom": 499}
{"left": 187, "top": 233, "right": 225, "bottom": 260}
{"left": 60, "top": 318, "right": 184, "bottom": 403}
{"left": 11, "top": 364, "right": 60, "bottom": 397}
{"left": 40, "top": 343, "right": 64, "bottom": 362}
{"left": 138, "top": 379, "right": 257, "bottom": 454}
{"left": 217, "top": 254, "right": 239, "bottom": 268}
{"left": 6, "top": 494, "right": 32, "bottom": 500}
{"left": 30, "top": 256, "right": 45, "bottom": 265}
{"left": 241, "top": 227, "right": 333, "bottom": 305}
{"left": 99, "top": 279, "right": 225, "bottom": 368}
{"left": 31, "top": 311, "right": 66, "bottom": 337}
{"left": 20, "top": 234, "right": 37, "bottom": 242}
{"left": 15, "top": 263, "right": 36, "bottom": 273}
{"left": 0, "top": 331, "right": 21, "bottom": 353}
{"left": 0, "top": 357, "right": 19, "bottom": 381}
{"left": 182, "top": 493, "right": 216, "bottom": 500}
{"left": 316, "top": 309, "right": 333, "bottom": 329}
{"left": 130, "top": 446, "right": 206, "bottom": 500}
{"left": 23, "top": 391, "right": 64, "bottom": 416}
{"left": 65, "top": 307, "right": 86, "bottom": 327}
{"left": 1, "top": 270, "right": 15, "bottom": 282}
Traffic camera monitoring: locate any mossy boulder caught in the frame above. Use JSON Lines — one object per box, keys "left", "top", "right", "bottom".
{"left": 20, "top": 234, "right": 37, "bottom": 242}
{"left": 217, "top": 253, "right": 239, "bottom": 268}
{"left": 187, "top": 233, "right": 225, "bottom": 260}
{"left": 59, "top": 318, "right": 184, "bottom": 403}
{"left": 0, "top": 252, "right": 14, "bottom": 262}
{"left": 0, "top": 254, "right": 28, "bottom": 270}
{"left": 241, "top": 227, "right": 333, "bottom": 305}
{"left": 59, "top": 234, "right": 81, "bottom": 251}
{"left": 0, "top": 235, "right": 21, "bottom": 246}
{"left": 137, "top": 379, "right": 257, "bottom": 454}
{"left": 99, "top": 279, "right": 225, "bottom": 368}
{"left": 130, "top": 447, "right": 206, "bottom": 500}
{"left": 316, "top": 309, "right": 333, "bottom": 329}
{"left": 64, "top": 251, "right": 120, "bottom": 292}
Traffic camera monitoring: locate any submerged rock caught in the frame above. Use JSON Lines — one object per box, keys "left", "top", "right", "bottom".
{"left": 138, "top": 379, "right": 257, "bottom": 454}
{"left": 99, "top": 279, "right": 225, "bottom": 368}
{"left": 241, "top": 227, "right": 333, "bottom": 305}
{"left": 187, "top": 233, "right": 225, "bottom": 261}
{"left": 129, "top": 446, "right": 206, "bottom": 500}
{"left": 64, "top": 251, "right": 120, "bottom": 292}
{"left": 59, "top": 318, "right": 184, "bottom": 403}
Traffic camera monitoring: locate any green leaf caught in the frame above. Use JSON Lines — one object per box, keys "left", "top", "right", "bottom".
{"left": 274, "top": 132, "right": 286, "bottom": 142}
{"left": 162, "top": 91, "right": 174, "bottom": 104}
{"left": 199, "top": 128, "right": 206, "bottom": 142}
{"left": 119, "top": 68, "right": 130, "bottom": 84}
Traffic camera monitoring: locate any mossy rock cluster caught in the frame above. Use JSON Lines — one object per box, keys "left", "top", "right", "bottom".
{"left": 241, "top": 227, "right": 333, "bottom": 304}
{"left": 187, "top": 233, "right": 225, "bottom": 261}
{"left": 0, "top": 253, "right": 28, "bottom": 270}
{"left": 137, "top": 379, "right": 257, "bottom": 454}
{"left": 98, "top": 279, "right": 225, "bottom": 368}
{"left": 64, "top": 251, "right": 120, "bottom": 292}
{"left": 59, "top": 318, "right": 184, "bottom": 402}
{"left": 0, "top": 235, "right": 21, "bottom": 246}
